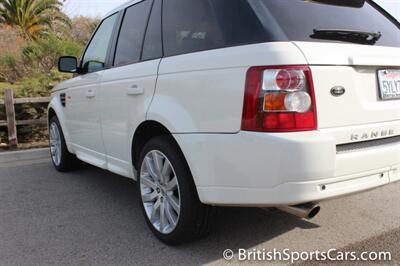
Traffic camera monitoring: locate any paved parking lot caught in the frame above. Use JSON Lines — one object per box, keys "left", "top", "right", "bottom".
{"left": 0, "top": 159, "right": 399, "bottom": 265}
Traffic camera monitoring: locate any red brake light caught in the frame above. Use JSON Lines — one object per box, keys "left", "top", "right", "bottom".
{"left": 276, "top": 70, "right": 291, "bottom": 89}
{"left": 241, "top": 65, "right": 317, "bottom": 132}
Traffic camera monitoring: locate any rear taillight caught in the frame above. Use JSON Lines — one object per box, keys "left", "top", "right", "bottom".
{"left": 241, "top": 65, "right": 317, "bottom": 132}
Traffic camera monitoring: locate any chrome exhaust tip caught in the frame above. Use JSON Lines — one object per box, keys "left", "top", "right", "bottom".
{"left": 277, "top": 203, "right": 320, "bottom": 220}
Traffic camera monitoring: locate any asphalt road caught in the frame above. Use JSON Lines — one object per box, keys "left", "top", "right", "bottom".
{"left": 0, "top": 159, "right": 399, "bottom": 266}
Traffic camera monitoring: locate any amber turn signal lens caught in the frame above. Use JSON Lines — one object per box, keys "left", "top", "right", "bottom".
{"left": 263, "top": 92, "right": 286, "bottom": 111}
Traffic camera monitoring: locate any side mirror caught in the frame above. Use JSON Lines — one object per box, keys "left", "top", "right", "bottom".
{"left": 84, "top": 60, "right": 105, "bottom": 73}
{"left": 58, "top": 56, "right": 78, "bottom": 73}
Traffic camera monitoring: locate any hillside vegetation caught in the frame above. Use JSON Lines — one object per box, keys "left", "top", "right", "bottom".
{"left": 0, "top": 0, "right": 99, "bottom": 145}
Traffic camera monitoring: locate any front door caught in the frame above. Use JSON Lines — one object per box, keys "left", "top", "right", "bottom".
{"left": 65, "top": 13, "right": 119, "bottom": 168}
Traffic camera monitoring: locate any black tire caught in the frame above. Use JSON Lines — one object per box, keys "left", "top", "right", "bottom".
{"left": 49, "top": 116, "right": 80, "bottom": 172}
{"left": 137, "top": 135, "right": 216, "bottom": 245}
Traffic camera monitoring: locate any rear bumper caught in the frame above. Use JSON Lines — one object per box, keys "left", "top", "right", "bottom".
{"left": 173, "top": 126, "right": 400, "bottom": 206}
{"left": 197, "top": 166, "right": 399, "bottom": 206}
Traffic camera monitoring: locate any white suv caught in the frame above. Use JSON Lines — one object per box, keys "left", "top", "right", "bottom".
{"left": 49, "top": 0, "right": 400, "bottom": 244}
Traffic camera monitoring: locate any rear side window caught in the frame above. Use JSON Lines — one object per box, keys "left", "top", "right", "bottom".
{"left": 162, "top": 0, "right": 400, "bottom": 57}
{"left": 114, "top": 0, "right": 153, "bottom": 67}
{"left": 163, "top": 0, "right": 274, "bottom": 57}
{"left": 142, "top": 0, "right": 163, "bottom": 61}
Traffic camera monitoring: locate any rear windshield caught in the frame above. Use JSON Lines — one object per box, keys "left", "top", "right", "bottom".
{"left": 163, "top": 0, "right": 400, "bottom": 57}
{"left": 260, "top": 0, "right": 400, "bottom": 47}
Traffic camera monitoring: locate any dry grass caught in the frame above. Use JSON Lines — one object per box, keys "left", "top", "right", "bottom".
{"left": 0, "top": 27, "right": 23, "bottom": 55}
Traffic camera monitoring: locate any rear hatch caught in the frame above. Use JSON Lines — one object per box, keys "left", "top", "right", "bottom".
{"left": 256, "top": 0, "right": 400, "bottom": 134}
{"left": 296, "top": 42, "right": 400, "bottom": 129}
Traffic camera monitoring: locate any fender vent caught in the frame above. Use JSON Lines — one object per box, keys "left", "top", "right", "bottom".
{"left": 337, "top": 135, "right": 400, "bottom": 154}
{"left": 60, "top": 93, "right": 66, "bottom": 107}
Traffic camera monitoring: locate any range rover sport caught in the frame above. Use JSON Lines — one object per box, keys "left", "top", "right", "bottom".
{"left": 49, "top": 0, "right": 400, "bottom": 244}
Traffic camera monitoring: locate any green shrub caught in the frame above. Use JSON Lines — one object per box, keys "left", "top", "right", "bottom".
{"left": 17, "top": 73, "right": 54, "bottom": 97}
{"left": 0, "top": 30, "right": 84, "bottom": 146}
{"left": 0, "top": 52, "right": 25, "bottom": 83}
{"left": 22, "top": 34, "right": 82, "bottom": 74}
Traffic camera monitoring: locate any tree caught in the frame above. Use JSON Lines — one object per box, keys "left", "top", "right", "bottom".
{"left": 0, "top": 27, "right": 26, "bottom": 83}
{"left": 71, "top": 16, "right": 100, "bottom": 45}
{"left": 0, "top": 0, "right": 71, "bottom": 39}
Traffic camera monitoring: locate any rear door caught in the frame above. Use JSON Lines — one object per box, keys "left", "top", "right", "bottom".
{"left": 99, "top": 0, "right": 162, "bottom": 177}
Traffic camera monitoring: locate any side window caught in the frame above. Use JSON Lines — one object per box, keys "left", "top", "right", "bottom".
{"left": 142, "top": 0, "right": 163, "bottom": 61}
{"left": 163, "top": 0, "right": 221, "bottom": 57}
{"left": 114, "top": 0, "right": 153, "bottom": 67}
{"left": 82, "top": 14, "right": 118, "bottom": 73}
{"left": 163, "top": 0, "right": 270, "bottom": 57}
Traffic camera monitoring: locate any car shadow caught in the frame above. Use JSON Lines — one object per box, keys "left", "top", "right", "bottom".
{"left": 65, "top": 164, "right": 320, "bottom": 265}
{"left": 0, "top": 162, "right": 320, "bottom": 266}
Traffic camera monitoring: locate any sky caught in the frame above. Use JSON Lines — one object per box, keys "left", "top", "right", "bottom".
{"left": 63, "top": 0, "right": 399, "bottom": 20}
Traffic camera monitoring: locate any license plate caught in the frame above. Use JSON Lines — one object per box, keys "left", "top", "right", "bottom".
{"left": 377, "top": 69, "right": 400, "bottom": 100}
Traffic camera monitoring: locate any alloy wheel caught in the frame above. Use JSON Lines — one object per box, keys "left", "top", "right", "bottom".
{"left": 49, "top": 122, "right": 62, "bottom": 166}
{"left": 140, "top": 150, "right": 181, "bottom": 234}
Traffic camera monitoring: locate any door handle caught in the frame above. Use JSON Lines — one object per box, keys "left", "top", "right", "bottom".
{"left": 127, "top": 85, "right": 144, "bottom": 96}
{"left": 85, "top": 89, "right": 95, "bottom": 98}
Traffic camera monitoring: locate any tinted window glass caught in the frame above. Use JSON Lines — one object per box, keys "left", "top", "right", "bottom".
{"left": 163, "top": 0, "right": 400, "bottom": 57}
{"left": 163, "top": 0, "right": 273, "bottom": 57}
{"left": 260, "top": 0, "right": 400, "bottom": 47}
{"left": 142, "top": 0, "right": 163, "bottom": 61}
{"left": 82, "top": 14, "right": 118, "bottom": 73}
{"left": 114, "top": 0, "right": 152, "bottom": 66}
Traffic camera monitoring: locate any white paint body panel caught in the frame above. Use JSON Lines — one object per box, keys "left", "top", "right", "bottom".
{"left": 294, "top": 42, "right": 400, "bottom": 66}
{"left": 148, "top": 42, "right": 307, "bottom": 133}
{"left": 56, "top": 72, "right": 107, "bottom": 169}
{"left": 174, "top": 129, "right": 399, "bottom": 205}
{"left": 98, "top": 59, "right": 160, "bottom": 178}
{"left": 52, "top": 40, "right": 400, "bottom": 206}
{"left": 293, "top": 42, "right": 400, "bottom": 129}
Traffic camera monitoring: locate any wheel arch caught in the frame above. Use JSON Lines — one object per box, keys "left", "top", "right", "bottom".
{"left": 48, "top": 108, "right": 57, "bottom": 122}
{"left": 48, "top": 97, "right": 73, "bottom": 153}
{"left": 131, "top": 120, "right": 201, "bottom": 195}
{"left": 131, "top": 120, "right": 172, "bottom": 170}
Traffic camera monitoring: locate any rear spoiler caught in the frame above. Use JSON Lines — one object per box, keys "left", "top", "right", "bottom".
{"left": 305, "top": 0, "right": 365, "bottom": 8}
